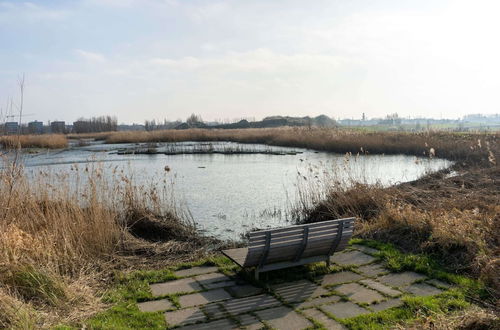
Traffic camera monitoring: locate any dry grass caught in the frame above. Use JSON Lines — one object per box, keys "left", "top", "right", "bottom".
{"left": 99, "top": 128, "right": 497, "bottom": 163}
{"left": 0, "top": 159, "right": 210, "bottom": 328}
{"left": 298, "top": 163, "right": 499, "bottom": 300}
{"left": 0, "top": 134, "right": 68, "bottom": 149}
{"left": 402, "top": 305, "right": 499, "bottom": 329}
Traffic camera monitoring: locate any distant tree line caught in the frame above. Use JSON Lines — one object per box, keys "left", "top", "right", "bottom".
{"left": 144, "top": 114, "right": 204, "bottom": 131}
{"left": 73, "top": 116, "right": 117, "bottom": 133}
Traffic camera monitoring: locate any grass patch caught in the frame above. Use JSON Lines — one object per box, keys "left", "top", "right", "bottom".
{"left": 83, "top": 256, "right": 233, "bottom": 329}
{"left": 342, "top": 290, "right": 470, "bottom": 330}
{"left": 350, "top": 238, "right": 488, "bottom": 300}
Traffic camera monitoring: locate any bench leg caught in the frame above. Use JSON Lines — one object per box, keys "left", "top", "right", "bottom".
{"left": 326, "top": 258, "right": 331, "bottom": 268}
{"left": 254, "top": 269, "right": 259, "bottom": 281}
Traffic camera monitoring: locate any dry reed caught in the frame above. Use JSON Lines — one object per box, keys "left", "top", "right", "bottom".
{"left": 0, "top": 159, "right": 206, "bottom": 327}
{"left": 0, "top": 134, "right": 68, "bottom": 149}
{"left": 100, "top": 128, "right": 497, "bottom": 164}
{"left": 296, "top": 162, "right": 499, "bottom": 298}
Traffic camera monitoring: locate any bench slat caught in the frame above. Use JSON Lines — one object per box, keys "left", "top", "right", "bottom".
{"left": 242, "top": 230, "right": 353, "bottom": 267}
{"left": 248, "top": 222, "right": 353, "bottom": 247}
{"left": 222, "top": 247, "right": 248, "bottom": 267}
{"left": 248, "top": 225, "right": 343, "bottom": 246}
{"left": 249, "top": 229, "right": 353, "bottom": 250}
{"left": 249, "top": 218, "right": 354, "bottom": 238}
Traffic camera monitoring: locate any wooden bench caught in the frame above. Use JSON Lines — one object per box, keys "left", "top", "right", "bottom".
{"left": 222, "top": 217, "right": 355, "bottom": 280}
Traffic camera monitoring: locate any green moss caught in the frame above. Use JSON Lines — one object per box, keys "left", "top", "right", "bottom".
{"left": 86, "top": 304, "right": 165, "bottom": 330}
{"left": 342, "top": 291, "right": 470, "bottom": 330}
{"left": 80, "top": 256, "right": 237, "bottom": 329}
{"left": 349, "top": 238, "right": 487, "bottom": 299}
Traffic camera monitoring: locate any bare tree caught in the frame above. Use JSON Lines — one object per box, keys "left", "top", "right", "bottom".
{"left": 186, "top": 113, "right": 203, "bottom": 127}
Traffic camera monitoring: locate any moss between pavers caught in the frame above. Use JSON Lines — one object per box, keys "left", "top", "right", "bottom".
{"left": 349, "top": 238, "right": 488, "bottom": 300}
{"left": 86, "top": 256, "right": 235, "bottom": 329}
{"left": 59, "top": 239, "right": 487, "bottom": 329}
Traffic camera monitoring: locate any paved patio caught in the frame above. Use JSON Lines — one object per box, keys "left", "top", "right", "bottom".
{"left": 137, "top": 244, "right": 450, "bottom": 329}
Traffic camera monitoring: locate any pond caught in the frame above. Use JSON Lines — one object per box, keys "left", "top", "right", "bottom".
{"left": 20, "top": 141, "right": 452, "bottom": 240}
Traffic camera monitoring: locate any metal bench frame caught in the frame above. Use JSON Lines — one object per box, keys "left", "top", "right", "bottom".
{"left": 222, "top": 217, "right": 355, "bottom": 280}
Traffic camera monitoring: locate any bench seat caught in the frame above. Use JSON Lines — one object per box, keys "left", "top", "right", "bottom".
{"left": 222, "top": 217, "right": 355, "bottom": 279}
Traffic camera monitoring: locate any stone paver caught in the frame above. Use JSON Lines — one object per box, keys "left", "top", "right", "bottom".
{"left": 352, "top": 244, "right": 379, "bottom": 255}
{"left": 321, "top": 301, "right": 370, "bottom": 319}
{"left": 360, "top": 279, "right": 402, "bottom": 297}
{"left": 150, "top": 278, "right": 202, "bottom": 296}
{"left": 201, "top": 303, "right": 226, "bottom": 319}
{"left": 177, "top": 318, "right": 236, "bottom": 330}
{"left": 378, "top": 272, "right": 426, "bottom": 288}
{"left": 255, "top": 306, "right": 312, "bottom": 330}
{"left": 330, "top": 250, "right": 376, "bottom": 266}
{"left": 405, "top": 283, "right": 443, "bottom": 297}
{"left": 236, "top": 314, "right": 265, "bottom": 330}
{"left": 426, "top": 279, "right": 452, "bottom": 289}
{"left": 179, "top": 288, "right": 232, "bottom": 307}
{"left": 370, "top": 298, "right": 404, "bottom": 312}
{"left": 226, "top": 284, "right": 263, "bottom": 298}
{"left": 357, "top": 264, "right": 389, "bottom": 277}
{"left": 138, "top": 245, "right": 456, "bottom": 328}
{"left": 321, "top": 271, "right": 364, "bottom": 286}
{"left": 203, "top": 280, "right": 237, "bottom": 290}
{"left": 271, "top": 280, "right": 329, "bottom": 303}
{"left": 293, "top": 295, "right": 341, "bottom": 309}
{"left": 137, "top": 299, "right": 173, "bottom": 312}
{"left": 195, "top": 272, "right": 230, "bottom": 285}
{"left": 175, "top": 266, "right": 219, "bottom": 277}
{"left": 222, "top": 294, "right": 281, "bottom": 316}
{"left": 335, "top": 282, "right": 384, "bottom": 304}
{"left": 302, "top": 308, "right": 346, "bottom": 329}
{"left": 164, "top": 307, "right": 206, "bottom": 326}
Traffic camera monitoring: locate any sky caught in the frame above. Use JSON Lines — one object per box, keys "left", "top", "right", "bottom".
{"left": 0, "top": 0, "right": 499, "bottom": 124}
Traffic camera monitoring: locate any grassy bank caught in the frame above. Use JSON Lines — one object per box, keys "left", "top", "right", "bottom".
{"left": 0, "top": 134, "right": 68, "bottom": 149}
{"left": 0, "top": 161, "right": 213, "bottom": 328}
{"left": 296, "top": 164, "right": 499, "bottom": 300}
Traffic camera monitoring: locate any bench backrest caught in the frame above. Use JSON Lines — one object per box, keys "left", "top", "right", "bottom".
{"left": 243, "top": 217, "right": 355, "bottom": 267}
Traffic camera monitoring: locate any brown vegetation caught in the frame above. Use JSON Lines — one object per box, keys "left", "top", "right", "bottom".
{"left": 298, "top": 163, "right": 499, "bottom": 300}
{"left": 0, "top": 134, "right": 68, "bottom": 149}
{"left": 0, "top": 161, "right": 211, "bottom": 328}
{"left": 102, "top": 128, "right": 497, "bottom": 163}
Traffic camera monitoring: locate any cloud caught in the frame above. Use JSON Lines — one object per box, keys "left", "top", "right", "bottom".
{"left": 149, "top": 49, "right": 346, "bottom": 74}
{"left": 0, "top": 1, "right": 69, "bottom": 24}
{"left": 74, "top": 49, "right": 106, "bottom": 62}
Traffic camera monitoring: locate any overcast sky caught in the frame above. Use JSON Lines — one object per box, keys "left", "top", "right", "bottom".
{"left": 1, "top": 0, "right": 499, "bottom": 124}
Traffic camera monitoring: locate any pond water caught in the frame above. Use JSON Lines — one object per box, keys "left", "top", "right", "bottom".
{"left": 19, "top": 141, "right": 452, "bottom": 239}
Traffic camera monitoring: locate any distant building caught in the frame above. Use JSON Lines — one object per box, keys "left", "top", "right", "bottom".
{"left": 50, "top": 121, "right": 65, "bottom": 134}
{"left": 28, "top": 120, "right": 44, "bottom": 134}
{"left": 5, "top": 122, "right": 19, "bottom": 135}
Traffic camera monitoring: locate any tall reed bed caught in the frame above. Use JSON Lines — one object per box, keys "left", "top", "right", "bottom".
{"left": 0, "top": 134, "right": 68, "bottom": 149}
{"left": 0, "top": 159, "right": 203, "bottom": 328}
{"left": 103, "top": 128, "right": 497, "bottom": 163}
